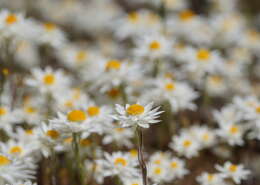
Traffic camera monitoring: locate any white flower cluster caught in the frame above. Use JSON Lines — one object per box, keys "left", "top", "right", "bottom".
{"left": 0, "top": 0, "right": 259, "bottom": 184}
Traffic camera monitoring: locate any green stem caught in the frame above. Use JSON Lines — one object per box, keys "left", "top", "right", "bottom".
{"left": 72, "top": 133, "right": 83, "bottom": 185}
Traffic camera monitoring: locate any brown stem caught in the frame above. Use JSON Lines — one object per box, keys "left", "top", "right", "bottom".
{"left": 137, "top": 127, "right": 148, "bottom": 185}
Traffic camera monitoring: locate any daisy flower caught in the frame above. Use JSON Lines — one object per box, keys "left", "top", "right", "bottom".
{"left": 112, "top": 102, "right": 163, "bottom": 128}
{"left": 216, "top": 162, "right": 250, "bottom": 184}
{"left": 197, "top": 172, "right": 226, "bottom": 185}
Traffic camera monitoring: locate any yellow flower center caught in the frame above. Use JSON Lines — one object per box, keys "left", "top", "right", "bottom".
{"left": 114, "top": 157, "right": 127, "bottom": 166}
{"left": 106, "top": 60, "right": 121, "bottom": 71}
{"left": 154, "top": 167, "right": 162, "bottom": 175}
{"left": 0, "top": 155, "right": 11, "bottom": 166}
{"left": 202, "top": 133, "right": 209, "bottom": 141}
{"left": 128, "top": 12, "right": 139, "bottom": 23}
{"left": 9, "top": 146, "right": 22, "bottom": 154}
{"left": 87, "top": 106, "right": 100, "bottom": 117}
{"left": 165, "top": 82, "right": 175, "bottom": 91}
{"left": 107, "top": 88, "right": 120, "bottom": 98}
{"left": 170, "top": 162, "right": 178, "bottom": 169}
{"left": 2, "top": 68, "right": 9, "bottom": 76}
{"left": 149, "top": 41, "right": 161, "bottom": 51}
{"left": 25, "top": 129, "right": 34, "bottom": 135}
{"left": 179, "top": 10, "right": 195, "bottom": 21}
{"left": 76, "top": 51, "right": 87, "bottom": 63}
{"left": 44, "top": 23, "right": 56, "bottom": 31}
{"left": 208, "top": 174, "right": 214, "bottom": 181}
{"left": 126, "top": 104, "right": 145, "bottom": 116}
{"left": 209, "top": 75, "right": 222, "bottom": 84}
{"left": 67, "top": 110, "right": 87, "bottom": 122}
{"left": 154, "top": 159, "right": 161, "bottom": 165}
{"left": 5, "top": 14, "right": 18, "bottom": 24}
{"left": 132, "top": 184, "right": 139, "bottom": 185}
{"left": 115, "top": 128, "right": 125, "bottom": 132}
{"left": 255, "top": 106, "right": 260, "bottom": 114}
{"left": 64, "top": 137, "right": 73, "bottom": 143}
{"left": 229, "top": 164, "right": 237, "bottom": 172}
{"left": 46, "top": 130, "right": 60, "bottom": 139}
{"left": 197, "top": 49, "right": 211, "bottom": 61}
{"left": 64, "top": 100, "right": 74, "bottom": 108}
{"left": 130, "top": 149, "right": 138, "bottom": 157}
{"left": 25, "top": 106, "right": 37, "bottom": 114}
{"left": 0, "top": 107, "right": 7, "bottom": 116}
{"left": 183, "top": 140, "right": 192, "bottom": 147}
{"left": 80, "top": 139, "right": 91, "bottom": 147}
{"left": 43, "top": 74, "right": 55, "bottom": 85}
{"left": 229, "top": 126, "right": 239, "bottom": 134}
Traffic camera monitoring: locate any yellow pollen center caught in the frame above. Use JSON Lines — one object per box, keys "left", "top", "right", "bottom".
{"left": 64, "top": 137, "right": 73, "bottom": 143}
{"left": 130, "top": 149, "right": 138, "bottom": 157}
{"left": 44, "top": 23, "right": 56, "bottom": 31}
{"left": 25, "top": 106, "right": 37, "bottom": 114}
{"left": 9, "top": 146, "right": 22, "bottom": 154}
{"left": 154, "top": 159, "right": 161, "bottom": 165}
{"left": 154, "top": 167, "right": 162, "bottom": 175}
{"left": 171, "top": 162, "right": 178, "bottom": 168}
{"left": 149, "top": 41, "right": 161, "bottom": 50}
{"left": 255, "top": 106, "right": 260, "bottom": 114}
{"left": 46, "top": 130, "right": 60, "bottom": 139}
{"left": 2, "top": 68, "right": 9, "bottom": 76}
{"left": 25, "top": 129, "right": 34, "bottom": 135}
{"left": 210, "top": 76, "right": 222, "bottom": 84}
{"left": 128, "top": 12, "right": 139, "bottom": 23}
{"left": 202, "top": 133, "right": 209, "bottom": 141}
{"left": 80, "top": 139, "right": 91, "bottom": 147}
{"left": 65, "top": 100, "right": 74, "bottom": 108}
{"left": 115, "top": 128, "right": 125, "bottom": 132}
{"left": 183, "top": 140, "right": 192, "bottom": 147}
{"left": 67, "top": 110, "right": 87, "bottom": 122}
{"left": 107, "top": 88, "right": 120, "bottom": 98}
{"left": 179, "top": 10, "right": 195, "bottom": 21}
{"left": 197, "top": 49, "right": 211, "bottom": 61}
{"left": 229, "top": 126, "right": 239, "bottom": 134}
{"left": 208, "top": 174, "right": 214, "bottom": 181}
{"left": 165, "top": 82, "right": 175, "bottom": 91}
{"left": 106, "top": 60, "right": 121, "bottom": 70}
{"left": 0, "top": 107, "right": 7, "bottom": 116}
{"left": 229, "top": 165, "right": 237, "bottom": 172}
{"left": 76, "top": 51, "right": 87, "bottom": 62}
{"left": 5, "top": 14, "right": 17, "bottom": 24}
{"left": 126, "top": 104, "right": 145, "bottom": 116}
{"left": 0, "top": 155, "right": 11, "bottom": 166}
{"left": 87, "top": 106, "right": 100, "bottom": 117}
{"left": 114, "top": 157, "right": 127, "bottom": 166}
{"left": 43, "top": 74, "right": 55, "bottom": 85}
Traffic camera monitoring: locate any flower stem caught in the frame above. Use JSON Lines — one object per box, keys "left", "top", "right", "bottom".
{"left": 137, "top": 127, "right": 148, "bottom": 185}
{"left": 72, "top": 133, "right": 83, "bottom": 185}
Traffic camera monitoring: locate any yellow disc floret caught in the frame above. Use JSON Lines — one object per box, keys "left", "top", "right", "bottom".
{"left": 87, "top": 106, "right": 100, "bottom": 117}
{"left": 126, "top": 104, "right": 145, "bottom": 116}
{"left": 197, "top": 49, "right": 211, "bottom": 61}
{"left": 5, "top": 14, "right": 17, "bottom": 25}
{"left": 9, "top": 146, "right": 22, "bottom": 154}
{"left": 149, "top": 41, "right": 161, "bottom": 51}
{"left": 0, "top": 155, "right": 11, "bottom": 166}
{"left": 0, "top": 107, "right": 7, "bottom": 116}
{"left": 46, "top": 130, "right": 60, "bottom": 139}
{"left": 229, "top": 164, "right": 237, "bottom": 172}
{"left": 114, "top": 157, "right": 127, "bottom": 166}
{"left": 43, "top": 74, "right": 55, "bottom": 85}
{"left": 106, "top": 60, "right": 121, "bottom": 71}
{"left": 67, "top": 110, "right": 87, "bottom": 122}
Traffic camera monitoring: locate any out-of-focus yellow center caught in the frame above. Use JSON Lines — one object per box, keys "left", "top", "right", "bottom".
{"left": 43, "top": 74, "right": 55, "bottom": 85}
{"left": 255, "top": 106, "right": 260, "bottom": 114}
{"left": 154, "top": 167, "right": 162, "bottom": 174}
{"left": 65, "top": 100, "right": 74, "bottom": 108}
{"left": 76, "top": 51, "right": 87, "bottom": 63}
{"left": 128, "top": 12, "right": 139, "bottom": 23}
{"left": 209, "top": 76, "right": 222, "bottom": 84}
{"left": 25, "top": 129, "right": 34, "bottom": 135}
{"left": 64, "top": 137, "right": 73, "bottom": 143}
{"left": 106, "top": 60, "right": 121, "bottom": 70}
{"left": 114, "top": 157, "right": 127, "bottom": 166}
{"left": 2, "top": 68, "right": 9, "bottom": 76}
{"left": 67, "top": 110, "right": 87, "bottom": 122}
{"left": 25, "top": 106, "right": 37, "bottom": 114}
{"left": 87, "top": 106, "right": 100, "bottom": 117}
{"left": 154, "top": 159, "right": 161, "bottom": 165}
{"left": 165, "top": 82, "right": 175, "bottom": 91}
{"left": 5, "top": 14, "right": 17, "bottom": 24}
{"left": 229, "top": 126, "right": 239, "bottom": 134}
{"left": 46, "top": 130, "right": 60, "bottom": 139}
{"left": 126, "top": 104, "right": 145, "bottom": 116}
{"left": 107, "top": 88, "right": 120, "bottom": 98}
{"left": 171, "top": 162, "right": 178, "bottom": 169}
{"left": 202, "top": 133, "right": 209, "bottom": 141}
{"left": 183, "top": 140, "right": 192, "bottom": 147}
{"left": 115, "top": 128, "right": 125, "bottom": 132}
{"left": 130, "top": 149, "right": 138, "bottom": 157}
{"left": 149, "top": 41, "right": 161, "bottom": 51}
{"left": 9, "top": 146, "right": 22, "bottom": 154}
{"left": 229, "top": 164, "right": 237, "bottom": 172}
{"left": 179, "top": 10, "right": 195, "bottom": 21}
{"left": 44, "top": 23, "right": 56, "bottom": 31}
{"left": 0, "top": 155, "right": 11, "bottom": 166}
{"left": 197, "top": 49, "right": 211, "bottom": 61}
{"left": 0, "top": 107, "right": 7, "bottom": 116}
{"left": 80, "top": 138, "right": 91, "bottom": 147}
{"left": 208, "top": 174, "right": 214, "bottom": 181}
